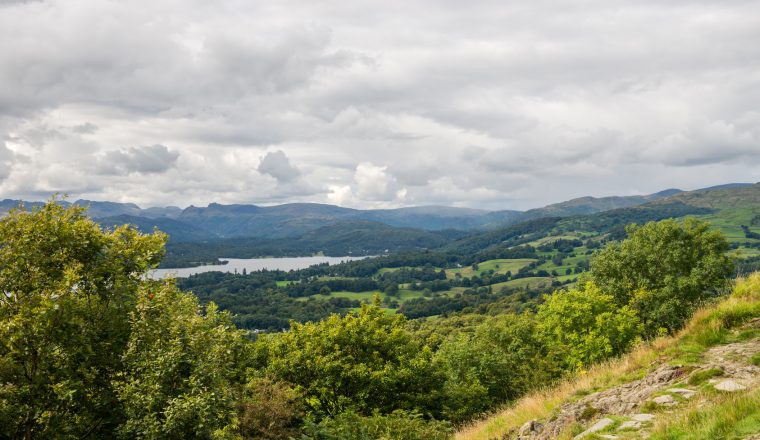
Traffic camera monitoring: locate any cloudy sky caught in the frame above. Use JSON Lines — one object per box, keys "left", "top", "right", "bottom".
{"left": 1, "top": 0, "right": 759, "bottom": 210}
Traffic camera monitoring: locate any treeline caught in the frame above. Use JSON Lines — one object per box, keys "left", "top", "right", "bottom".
{"left": 161, "top": 222, "right": 456, "bottom": 268}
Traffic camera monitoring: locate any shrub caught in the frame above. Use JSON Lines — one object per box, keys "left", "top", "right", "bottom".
{"left": 301, "top": 410, "right": 452, "bottom": 440}
{"left": 537, "top": 283, "right": 643, "bottom": 370}
{"left": 255, "top": 302, "right": 445, "bottom": 418}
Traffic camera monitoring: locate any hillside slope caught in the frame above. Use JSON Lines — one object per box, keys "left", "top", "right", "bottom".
{"left": 457, "top": 274, "right": 760, "bottom": 440}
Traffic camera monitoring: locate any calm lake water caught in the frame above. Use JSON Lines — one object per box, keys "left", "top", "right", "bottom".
{"left": 149, "top": 256, "right": 368, "bottom": 279}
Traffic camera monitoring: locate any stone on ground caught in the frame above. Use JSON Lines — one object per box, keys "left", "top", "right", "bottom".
{"left": 668, "top": 388, "right": 696, "bottom": 399}
{"left": 631, "top": 413, "right": 655, "bottom": 422}
{"left": 714, "top": 379, "right": 747, "bottom": 392}
{"left": 653, "top": 394, "right": 676, "bottom": 405}
{"left": 618, "top": 420, "right": 642, "bottom": 430}
{"left": 573, "top": 417, "right": 615, "bottom": 439}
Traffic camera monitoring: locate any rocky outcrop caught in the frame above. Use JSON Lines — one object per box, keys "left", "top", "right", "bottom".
{"left": 511, "top": 339, "right": 760, "bottom": 440}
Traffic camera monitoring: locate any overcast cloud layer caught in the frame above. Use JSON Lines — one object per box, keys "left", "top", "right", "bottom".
{"left": 1, "top": 0, "right": 759, "bottom": 210}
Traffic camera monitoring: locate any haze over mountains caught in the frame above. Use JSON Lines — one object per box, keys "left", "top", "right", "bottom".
{"left": 2, "top": 183, "right": 756, "bottom": 244}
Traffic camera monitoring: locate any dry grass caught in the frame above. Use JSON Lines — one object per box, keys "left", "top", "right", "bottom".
{"left": 454, "top": 340, "right": 668, "bottom": 440}
{"left": 455, "top": 274, "right": 760, "bottom": 440}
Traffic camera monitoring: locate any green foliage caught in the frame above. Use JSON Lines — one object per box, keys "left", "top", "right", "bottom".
{"left": 751, "top": 352, "right": 760, "bottom": 367}
{"left": 434, "top": 314, "right": 561, "bottom": 421}
{"left": 687, "top": 368, "right": 723, "bottom": 385}
{"left": 589, "top": 218, "right": 734, "bottom": 334}
{"left": 0, "top": 200, "right": 165, "bottom": 439}
{"left": 255, "top": 302, "right": 445, "bottom": 418}
{"left": 300, "top": 410, "right": 452, "bottom": 440}
{"left": 114, "top": 282, "right": 249, "bottom": 439}
{"left": 238, "top": 377, "right": 305, "bottom": 440}
{"left": 537, "top": 283, "right": 643, "bottom": 370}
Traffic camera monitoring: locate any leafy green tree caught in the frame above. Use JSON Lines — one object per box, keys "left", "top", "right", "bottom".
{"left": 589, "top": 218, "right": 733, "bottom": 334}
{"left": 0, "top": 201, "right": 165, "bottom": 439}
{"left": 255, "top": 301, "right": 444, "bottom": 418}
{"left": 114, "top": 281, "right": 249, "bottom": 439}
{"left": 537, "top": 283, "right": 642, "bottom": 370}
{"left": 434, "top": 314, "right": 560, "bottom": 421}
{"left": 384, "top": 283, "right": 399, "bottom": 297}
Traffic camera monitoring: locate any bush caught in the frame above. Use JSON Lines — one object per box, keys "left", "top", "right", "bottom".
{"left": 300, "top": 410, "right": 452, "bottom": 440}
{"left": 537, "top": 283, "right": 643, "bottom": 370}
{"left": 255, "top": 302, "right": 445, "bottom": 418}
{"left": 238, "top": 378, "right": 305, "bottom": 440}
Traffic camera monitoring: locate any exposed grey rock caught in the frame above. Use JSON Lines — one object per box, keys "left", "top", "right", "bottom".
{"left": 618, "top": 420, "right": 642, "bottom": 430}
{"left": 573, "top": 418, "right": 614, "bottom": 439}
{"left": 714, "top": 379, "right": 747, "bottom": 392}
{"left": 631, "top": 413, "right": 655, "bottom": 422}
{"left": 668, "top": 388, "right": 696, "bottom": 399}
{"left": 653, "top": 394, "right": 676, "bottom": 405}
{"left": 518, "top": 419, "right": 543, "bottom": 437}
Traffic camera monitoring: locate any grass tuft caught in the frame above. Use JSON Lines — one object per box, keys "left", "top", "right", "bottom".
{"left": 648, "top": 388, "right": 760, "bottom": 440}
{"left": 687, "top": 367, "right": 724, "bottom": 385}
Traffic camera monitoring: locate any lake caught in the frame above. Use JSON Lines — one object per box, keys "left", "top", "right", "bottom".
{"left": 149, "top": 256, "right": 368, "bottom": 279}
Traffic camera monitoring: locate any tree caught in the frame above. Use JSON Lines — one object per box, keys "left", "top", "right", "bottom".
{"left": 435, "top": 314, "right": 561, "bottom": 421}
{"left": 588, "top": 218, "right": 733, "bottom": 334}
{"left": 0, "top": 200, "right": 165, "bottom": 439}
{"left": 114, "top": 281, "right": 249, "bottom": 439}
{"left": 384, "top": 283, "right": 399, "bottom": 297}
{"left": 537, "top": 283, "right": 642, "bottom": 370}
{"left": 255, "top": 301, "right": 444, "bottom": 418}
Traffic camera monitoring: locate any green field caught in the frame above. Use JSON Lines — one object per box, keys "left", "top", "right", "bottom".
{"left": 525, "top": 233, "right": 586, "bottom": 247}
{"left": 490, "top": 277, "right": 553, "bottom": 291}
{"left": 296, "top": 288, "right": 426, "bottom": 304}
{"left": 696, "top": 208, "right": 760, "bottom": 242}
{"left": 445, "top": 258, "right": 536, "bottom": 279}
{"left": 377, "top": 266, "right": 442, "bottom": 275}
{"left": 535, "top": 250, "right": 591, "bottom": 276}
{"left": 275, "top": 280, "right": 298, "bottom": 287}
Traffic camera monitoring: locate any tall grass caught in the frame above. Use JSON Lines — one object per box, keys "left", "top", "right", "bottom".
{"left": 648, "top": 388, "right": 760, "bottom": 440}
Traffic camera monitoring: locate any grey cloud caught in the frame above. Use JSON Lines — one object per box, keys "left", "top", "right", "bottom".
{"left": 258, "top": 151, "right": 301, "bottom": 183}
{"left": 70, "top": 122, "right": 98, "bottom": 134}
{"left": 96, "top": 145, "right": 179, "bottom": 175}
{"left": 644, "top": 116, "right": 760, "bottom": 167}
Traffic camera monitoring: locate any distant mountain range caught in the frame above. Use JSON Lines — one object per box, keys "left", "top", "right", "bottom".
{"left": 1, "top": 183, "right": 756, "bottom": 248}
